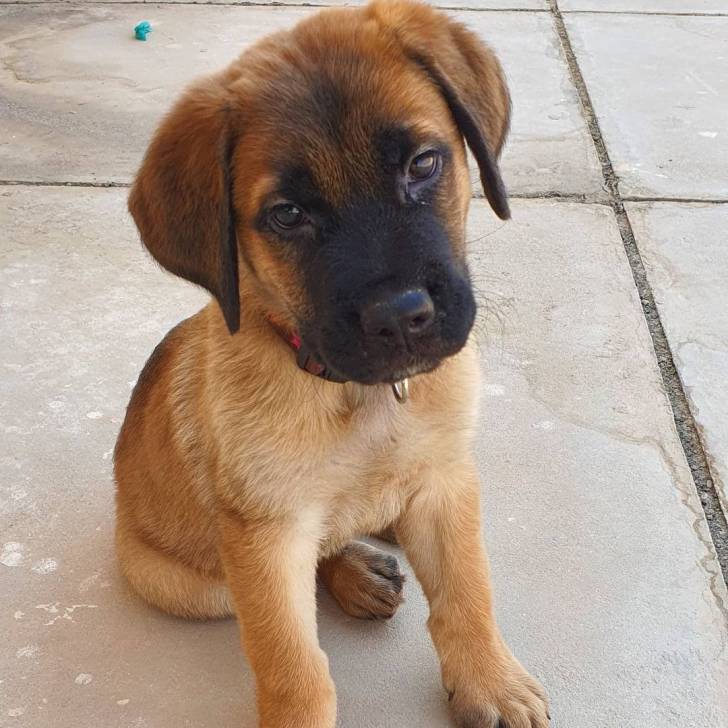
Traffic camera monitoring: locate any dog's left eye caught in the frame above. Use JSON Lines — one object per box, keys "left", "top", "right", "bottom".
{"left": 270, "top": 203, "right": 306, "bottom": 230}
{"left": 408, "top": 151, "right": 439, "bottom": 181}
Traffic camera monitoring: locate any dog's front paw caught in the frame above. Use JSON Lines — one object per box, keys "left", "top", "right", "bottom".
{"left": 448, "top": 657, "right": 549, "bottom": 728}
{"left": 258, "top": 679, "right": 336, "bottom": 728}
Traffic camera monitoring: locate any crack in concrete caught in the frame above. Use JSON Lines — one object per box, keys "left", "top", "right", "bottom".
{"left": 676, "top": 338, "right": 728, "bottom": 359}
{"left": 479, "top": 344, "right": 728, "bottom": 632}
{"left": 548, "top": 0, "right": 728, "bottom": 593}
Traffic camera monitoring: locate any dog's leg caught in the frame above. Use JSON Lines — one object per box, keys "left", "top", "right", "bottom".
{"left": 397, "top": 463, "right": 550, "bottom": 728}
{"left": 217, "top": 509, "right": 336, "bottom": 728}
{"left": 319, "top": 541, "right": 404, "bottom": 620}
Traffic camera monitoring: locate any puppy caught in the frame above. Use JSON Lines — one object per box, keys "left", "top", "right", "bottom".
{"left": 114, "top": 1, "right": 549, "bottom": 726}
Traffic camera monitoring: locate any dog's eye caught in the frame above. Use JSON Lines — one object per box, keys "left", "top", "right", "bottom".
{"left": 271, "top": 203, "right": 305, "bottom": 230}
{"left": 409, "top": 151, "right": 439, "bottom": 181}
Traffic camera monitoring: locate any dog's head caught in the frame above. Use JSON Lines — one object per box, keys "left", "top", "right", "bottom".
{"left": 129, "top": 0, "right": 510, "bottom": 385}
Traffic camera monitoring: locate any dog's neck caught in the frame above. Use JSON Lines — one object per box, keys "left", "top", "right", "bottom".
{"left": 265, "top": 316, "right": 409, "bottom": 403}
{"left": 266, "top": 317, "right": 348, "bottom": 384}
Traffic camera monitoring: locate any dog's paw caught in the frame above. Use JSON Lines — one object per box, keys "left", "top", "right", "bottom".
{"left": 319, "top": 541, "right": 404, "bottom": 620}
{"left": 448, "top": 660, "right": 549, "bottom": 728}
{"left": 258, "top": 676, "right": 336, "bottom": 728}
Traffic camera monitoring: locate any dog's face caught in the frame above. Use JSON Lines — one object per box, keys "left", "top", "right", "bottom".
{"left": 239, "top": 46, "right": 484, "bottom": 384}
{"left": 129, "top": 0, "right": 510, "bottom": 385}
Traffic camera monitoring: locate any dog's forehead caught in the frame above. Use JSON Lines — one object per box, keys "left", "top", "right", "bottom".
{"left": 240, "top": 32, "right": 452, "bottom": 205}
{"left": 262, "top": 124, "right": 432, "bottom": 212}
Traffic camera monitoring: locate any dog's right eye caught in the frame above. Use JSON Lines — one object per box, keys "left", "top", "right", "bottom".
{"left": 270, "top": 203, "right": 306, "bottom": 230}
{"left": 409, "top": 150, "right": 439, "bottom": 180}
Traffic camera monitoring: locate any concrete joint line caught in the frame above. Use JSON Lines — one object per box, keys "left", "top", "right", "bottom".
{"left": 548, "top": 0, "right": 728, "bottom": 585}
{"left": 0, "top": 1, "right": 547, "bottom": 9}
{"left": 508, "top": 190, "right": 611, "bottom": 204}
{"left": 622, "top": 195, "right": 728, "bottom": 205}
{"left": 2, "top": 179, "right": 725, "bottom": 208}
{"left": 565, "top": 10, "right": 728, "bottom": 18}
{"left": 0, "top": 179, "right": 131, "bottom": 188}
{"left": 5, "top": 1, "right": 725, "bottom": 14}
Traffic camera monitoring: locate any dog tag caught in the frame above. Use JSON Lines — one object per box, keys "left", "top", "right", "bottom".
{"left": 392, "top": 379, "right": 409, "bottom": 404}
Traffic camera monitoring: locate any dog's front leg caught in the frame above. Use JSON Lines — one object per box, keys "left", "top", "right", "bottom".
{"left": 217, "top": 508, "right": 335, "bottom": 728}
{"left": 397, "top": 463, "right": 549, "bottom": 728}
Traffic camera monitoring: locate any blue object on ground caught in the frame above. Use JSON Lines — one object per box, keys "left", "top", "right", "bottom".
{"left": 134, "top": 21, "right": 152, "bottom": 41}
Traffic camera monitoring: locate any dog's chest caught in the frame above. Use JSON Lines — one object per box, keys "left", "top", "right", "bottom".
{"left": 310, "top": 397, "right": 438, "bottom": 536}
{"left": 333, "top": 388, "right": 436, "bottom": 471}
{"left": 251, "top": 393, "right": 428, "bottom": 520}
{"left": 222, "top": 357, "right": 478, "bottom": 539}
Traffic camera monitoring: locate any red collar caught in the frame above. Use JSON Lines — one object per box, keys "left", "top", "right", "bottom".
{"left": 267, "top": 318, "right": 348, "bottom": 383}
{"left": 266, "top": 316, "right": 409, "bottom": 402}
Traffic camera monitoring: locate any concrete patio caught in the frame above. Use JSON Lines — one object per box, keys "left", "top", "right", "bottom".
{"left": 1, "top": 1, "right": 727, "bottom": 727}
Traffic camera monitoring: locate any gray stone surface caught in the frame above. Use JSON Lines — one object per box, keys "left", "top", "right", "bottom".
{"left": 0, "top": 4, "right": 603, "bottom": 198}
{"left": 565, "top": 13, "right": 728, "bottom": 200}
{"left": 627, "top": 201, "right": 728, "bottom": 519}
{"left": 561, "top": 0, "right": 728, "bottom": 12}
{"left": 2, "top": 188, "right": 726, "bottom": 727}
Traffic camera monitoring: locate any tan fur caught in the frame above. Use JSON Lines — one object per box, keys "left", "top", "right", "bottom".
{"left": 115, "top": 2, "right": 548, "bottom": 726}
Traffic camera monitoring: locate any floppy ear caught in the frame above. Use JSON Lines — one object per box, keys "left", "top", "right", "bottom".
{"left": 128, "top": 79, "right": 241, "bottom": 333}
{"left": 374, "top": 1, "right": 512, "bottom": 219}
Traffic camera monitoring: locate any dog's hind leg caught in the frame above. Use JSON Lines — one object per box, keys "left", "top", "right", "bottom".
{"left": 116, "top": 521, "right": 234, "bottom": 620}
{"left": 373, "top": 524, "right": 399, "bottom": 545}
{"left": 319, "top": 541, "right": 404, "bottom": 620}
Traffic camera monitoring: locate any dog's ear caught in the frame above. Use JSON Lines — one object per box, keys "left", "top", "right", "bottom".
{"left": 374, "top": 1, "right": 511, "bottom": 219}
{"left": 128, "top": 80, "right": 241, "bottom": 333}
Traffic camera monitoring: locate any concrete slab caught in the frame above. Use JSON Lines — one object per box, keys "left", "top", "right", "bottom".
{"left": 561, "top": 0, "right": 728, "bottom": 13}
{"left": 564, "top": 13, "right": 728, "bottom": 200}
{"left": 454, "top": 9, "right": 604, "bottom": 198}
{"left": 627, "top": 201, "right": 728, "bottom": 520}
{"left": 0, "top": 4, "right": 603, "bottom": 198}
{"left": 2, "top": 187, "right": 726, "bottom": 727}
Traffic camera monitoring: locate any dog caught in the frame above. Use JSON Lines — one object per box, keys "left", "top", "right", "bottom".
{"left": 114, "top": 1, "right": 549, "bottom": 726}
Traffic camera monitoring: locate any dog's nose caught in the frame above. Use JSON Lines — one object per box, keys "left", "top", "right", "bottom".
{"left": 360, "top": 288, "right": 435, "bottom": 342}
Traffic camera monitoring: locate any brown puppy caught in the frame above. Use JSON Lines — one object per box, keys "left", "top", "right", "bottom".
{"left": 114, "top": 1, "right": 549, "bottom": 726}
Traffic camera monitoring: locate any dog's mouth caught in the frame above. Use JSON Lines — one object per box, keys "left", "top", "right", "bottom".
{"left": 268, "top": 315, "right": 454, "bottom": 386}
{"left": 296, "top": 274, "right": 477, "bottom": 386}
{"left": 323, "top": 353, "right": 444, "bottom": 386}
{"left": 311, "top": 332, "right": 467, "bottom": 386}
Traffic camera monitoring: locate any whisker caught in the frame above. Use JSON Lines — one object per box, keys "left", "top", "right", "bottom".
{"left": 465, "top": 221, "right": 508, "bottom": 246}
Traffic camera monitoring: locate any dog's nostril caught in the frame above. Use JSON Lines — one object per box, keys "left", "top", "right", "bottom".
{"left": 360, "top": 288, "right": 435, "bottom": 341}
